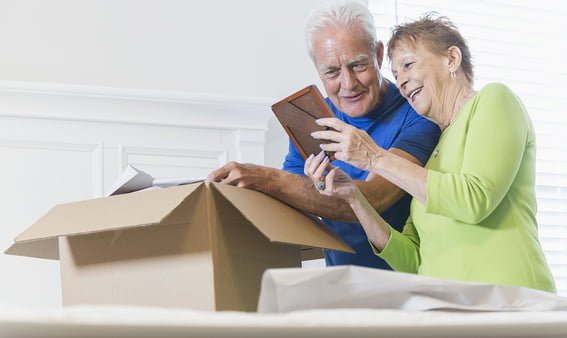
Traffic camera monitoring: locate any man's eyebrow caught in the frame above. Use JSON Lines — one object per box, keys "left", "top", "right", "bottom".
{"left": 318, "top": 54, "right": 370, "bottom": 72}
{"left": 347, "top": 54, "right": 370, "bottom": 66}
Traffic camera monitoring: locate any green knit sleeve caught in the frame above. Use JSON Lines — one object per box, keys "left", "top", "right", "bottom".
{"left": 426, "top": 83, "right": 531, "bottom": 223}
{"left": 373, "top": 215, "right": 421, "bottom": 273}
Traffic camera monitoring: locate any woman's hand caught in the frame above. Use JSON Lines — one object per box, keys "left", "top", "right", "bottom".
{"left": 311, "top": 118, "right": 387, "bottom": 172}
{"left": 306, "top": 151, "right": 394, "bottom": 250}
{"left": 304, "top": 151, "right": 358, "bottom": 204}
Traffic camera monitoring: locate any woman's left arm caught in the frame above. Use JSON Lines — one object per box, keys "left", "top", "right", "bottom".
{"left": 425, "top": 84, "right": 530, "bottom": 223}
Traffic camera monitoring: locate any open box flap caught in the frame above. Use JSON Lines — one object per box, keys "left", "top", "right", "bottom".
{"left": 209, "top": 182, "right": 353, "bottom": 253}
{"left": 6, "top": 183, "right": 204, "bottom": 259}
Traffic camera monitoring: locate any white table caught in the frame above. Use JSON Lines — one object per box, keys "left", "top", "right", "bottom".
{"left": 1, "top": 305, "right": 566, "bottom": 338}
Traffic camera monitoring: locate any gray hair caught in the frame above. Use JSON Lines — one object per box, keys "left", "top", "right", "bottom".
{"left": 305, "top": 1, "right": 378, "bottom": 62}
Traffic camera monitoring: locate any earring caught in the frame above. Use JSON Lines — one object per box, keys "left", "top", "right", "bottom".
{"left": 450, "top": 71, "right": 456, "bottom": 79}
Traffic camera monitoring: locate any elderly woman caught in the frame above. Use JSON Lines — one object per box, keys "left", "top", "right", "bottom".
{"left": 306, "top": 13, "right": 556, "bottom": 293}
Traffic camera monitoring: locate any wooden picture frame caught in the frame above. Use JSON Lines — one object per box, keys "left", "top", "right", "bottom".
{"left": 271, "top": 85, "right": 336, "bottom": 160}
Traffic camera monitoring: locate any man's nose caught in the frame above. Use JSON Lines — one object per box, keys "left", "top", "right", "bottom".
{"left": 340, "top": 69, "right": 357, "bottom": 90}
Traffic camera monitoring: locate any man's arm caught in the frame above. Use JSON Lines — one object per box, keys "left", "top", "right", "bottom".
{"left": 206, "top": 147, "right": 421, "bottom": 222}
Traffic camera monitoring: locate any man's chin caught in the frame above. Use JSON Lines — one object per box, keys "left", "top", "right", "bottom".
{"left": 340, "top": 106, "right": 368, "bottom": 118}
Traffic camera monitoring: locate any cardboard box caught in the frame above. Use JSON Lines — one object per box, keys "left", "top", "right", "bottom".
{"left": 6, "top": 182, "right": 353, "bottom": 311}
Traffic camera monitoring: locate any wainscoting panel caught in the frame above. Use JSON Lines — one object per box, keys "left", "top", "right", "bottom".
{"left": 0, "top": 81, "right": 274, "bottom": 307}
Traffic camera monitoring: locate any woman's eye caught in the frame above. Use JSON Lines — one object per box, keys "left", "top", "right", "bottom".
{"left": 404, "top": 62, "right": 415, "bottom": 69}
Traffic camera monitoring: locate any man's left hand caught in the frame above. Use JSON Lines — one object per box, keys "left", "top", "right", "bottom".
{"left": 206, "top": 161, "right": 272, "bottom": 191}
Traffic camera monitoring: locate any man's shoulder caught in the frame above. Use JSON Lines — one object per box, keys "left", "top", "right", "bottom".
{"left": 383, "top": 98, "right": 440, "bottom": 138}
{"left": 382, "top": 98, "right": 430, "bottom": 128}
{"left": 378, "top": 83, "right": 422, "bottom": 120}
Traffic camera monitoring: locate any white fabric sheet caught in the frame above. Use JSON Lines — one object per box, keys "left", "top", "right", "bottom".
{"left": 258, "top": 266, "right": 567, "bottom": 313}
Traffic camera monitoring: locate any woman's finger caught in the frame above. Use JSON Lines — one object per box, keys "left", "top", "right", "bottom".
{"left": 315, "top": 117, "right": 347, "bottom": 131}
{"left": 305, "top": 151, "right": 325, "bottom": 179}
{"left": 325, "top": 167, "right": 338, "bottom": 189}
{"left": 303, "top": 154, "right": 315, "bottom": 176}
{"left": 319, "top": 142, "right": 341, "bottom": 152}
{"left": 317, "top": 166, "right": 337, "bottom": 196}
{"left": 311, "top": 129, "right": 343, "bottom": 142}
{"left": 314, "top": 155, "right": 329, "bottom": 181}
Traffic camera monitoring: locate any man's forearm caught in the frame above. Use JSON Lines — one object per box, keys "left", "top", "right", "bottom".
{"left": 262, "top": 169, "right": 359, "bottom": 222}
{"left": 232, "top": 164, "right": 406, "bottom": 222}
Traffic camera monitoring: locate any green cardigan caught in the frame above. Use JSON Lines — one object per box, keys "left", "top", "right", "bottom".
{"left": 377, "top": 83, "right": 556, "bottom": 293}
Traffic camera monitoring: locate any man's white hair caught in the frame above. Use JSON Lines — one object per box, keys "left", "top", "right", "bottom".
{"left": 305, "top": 1, "right": 378, "bottom": 62}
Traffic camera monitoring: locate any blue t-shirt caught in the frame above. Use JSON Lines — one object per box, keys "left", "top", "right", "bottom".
{"left": 283, "top": 82, "right": 441, "bottom": 269}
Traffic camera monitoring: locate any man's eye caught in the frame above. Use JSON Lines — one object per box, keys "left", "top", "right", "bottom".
{"left": 324, "top": 70, "right": 339, "bottom": 77}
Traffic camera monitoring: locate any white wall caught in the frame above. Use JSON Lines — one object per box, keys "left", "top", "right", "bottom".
{"left": 0, "top": 0, "right": 327, "bottom": 96}
{"left": 0, "top": 0, "right": 341, "bottom": 308}
{"left": 0, "top": 0, "right": 338, "bottom": 168}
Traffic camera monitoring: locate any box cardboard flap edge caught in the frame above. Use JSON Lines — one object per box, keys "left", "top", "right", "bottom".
{"left": 6, "top": 181, "right": 353, "bottom": 260}
{"left": 5, "top": 183, "right": 204, "bottom": 260}
{"left": 209, "top": 182, "right": 353, "bottom": 253}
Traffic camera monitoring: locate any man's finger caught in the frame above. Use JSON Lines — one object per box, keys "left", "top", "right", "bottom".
{"left": 206, "top": 167, "right": 227, "bottom": 182}
{"left": 206, "top": 162, "right": 237, "bottom": 183}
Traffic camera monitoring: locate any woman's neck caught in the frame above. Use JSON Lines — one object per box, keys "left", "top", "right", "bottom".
{"left": 439, "top": 83, "right": 476, "bottom": 131}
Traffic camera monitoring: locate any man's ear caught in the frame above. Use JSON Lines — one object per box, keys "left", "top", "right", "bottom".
{"left": 447, "top": 45, "right": 463, "bottom": 73}
{"left": 376, "top": 41, "right": 384, "bottom": 69}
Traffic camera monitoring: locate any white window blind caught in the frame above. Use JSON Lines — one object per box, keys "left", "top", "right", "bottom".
{"left": 369, "top": 0, "right": 567, "bottom": 295}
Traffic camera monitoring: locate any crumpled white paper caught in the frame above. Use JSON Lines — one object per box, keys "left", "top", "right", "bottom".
{"left": 257, "top": 266, "right": 567, "bottom": 313}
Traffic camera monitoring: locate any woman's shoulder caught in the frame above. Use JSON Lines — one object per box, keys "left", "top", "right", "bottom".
{"left": 478, "top": 82, "right": 514, "bottom": 96}
{"left": 474, "top": 82, "right": 531, "bottom": 129}
{"left": 475, "top": 82, "right": 524, "bottom": 108}
{"left": 478, "top": 82, "right": 516, "bottom": 97}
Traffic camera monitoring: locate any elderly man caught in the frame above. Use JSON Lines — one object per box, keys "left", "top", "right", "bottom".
{"left": 207, "top": 2, "right": 440, "bottom": 269}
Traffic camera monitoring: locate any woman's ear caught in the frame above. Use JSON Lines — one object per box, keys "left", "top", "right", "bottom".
{"left": 447, "top": 46, "right": 463, "bottom": 73}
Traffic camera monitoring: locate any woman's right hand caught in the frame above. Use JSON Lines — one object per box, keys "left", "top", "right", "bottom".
{"left": 311, "top": 118, "right": 387, "bottom": 172}
{"left": 304, "top": 151, "right": 358, "bottom": 204}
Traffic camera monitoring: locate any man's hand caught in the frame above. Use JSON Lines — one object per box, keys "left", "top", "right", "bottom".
{"left": 206, "top": 161, "right": 273, "bottom": 191}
